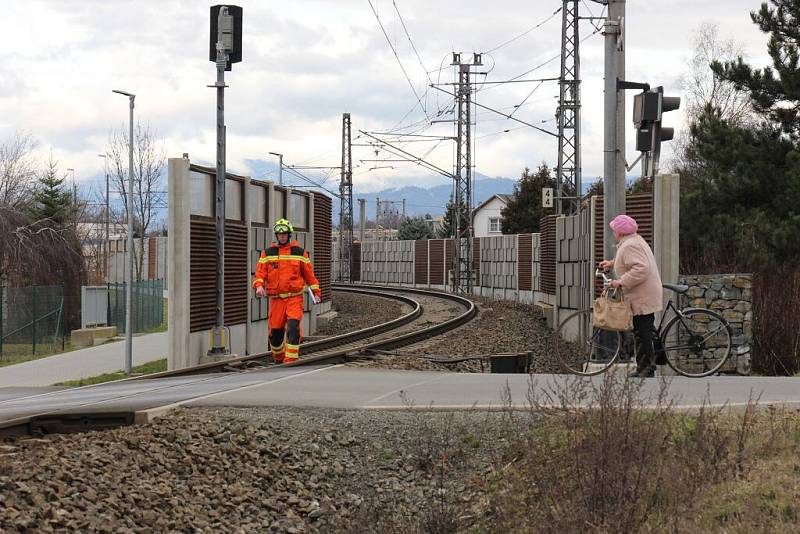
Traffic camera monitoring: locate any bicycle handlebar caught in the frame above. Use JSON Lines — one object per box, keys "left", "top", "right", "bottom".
{"left": 594, "top": 269, "right": 613, "bottom": 289}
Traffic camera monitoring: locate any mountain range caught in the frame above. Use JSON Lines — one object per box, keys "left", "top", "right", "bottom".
{"left": 335, "top": 172, "right": 604, "bottom": 220}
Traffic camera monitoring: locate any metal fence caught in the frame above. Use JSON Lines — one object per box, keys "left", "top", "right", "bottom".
{"left": 0, "top": 285, "right": 66, "bottom": 358}
{"left": 108, "top": 279, "right": 165, "bottom": 334}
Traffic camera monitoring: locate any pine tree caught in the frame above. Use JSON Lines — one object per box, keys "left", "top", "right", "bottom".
{"left": 29, "top": 157, "right": 74, "bottom": 227}
{"left": 437, "top": 195, "right": 470, "bottom": 239}
{"left": 712, "top": 0, "right": 800, "bottom": 138}
{"left": 398, "top": 216, "right": 434, "bottom": 240}
{"left": 675, "top": 0, "right": 800, "bottom": 269}
{"left": 500, "top": 163, "right": 556, "bottom": 234}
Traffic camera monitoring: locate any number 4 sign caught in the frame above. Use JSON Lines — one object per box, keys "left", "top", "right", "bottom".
{"left": 542, "top": 187, "right": 553, "bottom": 208}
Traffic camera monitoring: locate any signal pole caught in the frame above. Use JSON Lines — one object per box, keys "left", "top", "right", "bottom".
{"left": 339, "top": 113, "right": 353, "bottom": 282}
{"left": 451, "top": 52, "right": 481, "bottom": 295}
{"left": 207, "top": 5, "right": 242, "bottom": 357}
{"left": 597, "top": 0, "right": 626, "bottom": 261}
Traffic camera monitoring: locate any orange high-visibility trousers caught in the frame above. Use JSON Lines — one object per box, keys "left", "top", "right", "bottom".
{"left": 268, "top": 295, "right": 303, "bottom": 363}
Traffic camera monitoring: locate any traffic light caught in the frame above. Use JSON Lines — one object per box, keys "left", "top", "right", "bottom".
{"left": 632, "top": 86, "right": 680, "bottom": 175}
{"left": 210, "top": 5, "right": 243, "bottom": 71}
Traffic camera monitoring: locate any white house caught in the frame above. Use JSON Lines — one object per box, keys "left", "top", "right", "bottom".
{"left": 472, "top": 194, "right": 513, "bottom": 238}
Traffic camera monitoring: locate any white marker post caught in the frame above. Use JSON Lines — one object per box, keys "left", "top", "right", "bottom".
{"left": 542, "top": 187, "right": 554, "bottom": 208}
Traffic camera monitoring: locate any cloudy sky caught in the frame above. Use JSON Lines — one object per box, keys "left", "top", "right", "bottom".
{"left": 2, "top": 0, "right": 772, "bottom": 196}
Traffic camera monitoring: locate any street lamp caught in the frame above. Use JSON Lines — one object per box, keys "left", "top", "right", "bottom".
{"left": 268, "top": 151, "right": 283, "bottom": 186}
{"left": 112, "top": 88, "right": 135, "bottom": 375}
{"left": 66, "top": 168, "right": 76, "bottom": 208}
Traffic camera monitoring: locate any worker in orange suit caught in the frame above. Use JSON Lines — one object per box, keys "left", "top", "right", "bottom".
{"left": 253, "top": 219, "right": 322, "bottom": 363}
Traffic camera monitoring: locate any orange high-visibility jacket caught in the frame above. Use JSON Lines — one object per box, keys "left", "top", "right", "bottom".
{"left": 252, "top": 240, "right": 321, "bottom": 299}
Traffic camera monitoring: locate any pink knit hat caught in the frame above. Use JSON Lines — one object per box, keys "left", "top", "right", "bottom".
{"left": 609, "top": 214, "right": 638, "bottom": 235}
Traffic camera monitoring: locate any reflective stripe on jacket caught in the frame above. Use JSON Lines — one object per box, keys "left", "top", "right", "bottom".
{"left": 252, "top": 240, "right": 322, "bottom": 299}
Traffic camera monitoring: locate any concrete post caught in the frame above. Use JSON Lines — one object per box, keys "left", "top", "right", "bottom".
{"left": 358, "top": 198, "right": 366, "bottom": 242}
{"left": 168, "top": 156, "right": 192, "bottom": 370}
{"left": 653, "top": 173, "right": 680, "bottom": 306}
{"left": 267, "top": 182, "right": 276, "bottom": 233}
{"left": 245, "top": 178, "right": 252, "bottom": 356}
{"left": 602, "top": 17, "right": 621, "bottom": 263}
{"left": 611, "top": 0, "right": 626, "bottom": 212}
{"left": 307, "top": 193, "right": 317, "bottom": 333}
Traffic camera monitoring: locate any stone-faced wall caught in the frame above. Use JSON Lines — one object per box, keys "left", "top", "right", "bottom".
{"left": 678, "top": 273, "right": 753, "bottom": 374}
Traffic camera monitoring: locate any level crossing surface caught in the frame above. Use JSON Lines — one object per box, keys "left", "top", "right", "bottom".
{"left": 2, "top": 367, "right": 799, "bottom": 435}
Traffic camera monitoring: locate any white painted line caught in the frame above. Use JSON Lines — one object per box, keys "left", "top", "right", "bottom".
{"left": 133, "top": 365, "right": 341, "bottom": 424}
{"left": 361, "top": 375, "right": 446, "bottom": 406}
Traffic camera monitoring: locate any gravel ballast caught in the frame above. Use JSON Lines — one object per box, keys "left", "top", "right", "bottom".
{"left": 352, "top": 297, "right": 561, "bottom": 374}
{"left": 0, "top": 407, "right": 520, "bottom": 532}
{"left": 315, "top": 292, "right": 404, "bottom": 336}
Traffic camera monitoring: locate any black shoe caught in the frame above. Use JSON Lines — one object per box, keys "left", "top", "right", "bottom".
{"left": 628, "top": 366, "right": 655, "bottom": 378}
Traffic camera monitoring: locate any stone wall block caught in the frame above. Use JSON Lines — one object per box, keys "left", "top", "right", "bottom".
{"left": 710, "top": 299, "right": 736, "bottom": 310}
{"left": 687, "top": 286, "right": 705, "bottom": 298}
{"left": 720, "top": 287, "right": 742, "bottom": 300}
{"left": 733, "top": 276, "right": 752, "bottom": 289}
{"left": 722, "top": 309, "right": 744, "bottom": 322}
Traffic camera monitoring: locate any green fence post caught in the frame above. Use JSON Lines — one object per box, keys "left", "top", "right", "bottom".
{"left": 0, "top": 286, "right": 4, "bottom": 358}
{"left": 61, "top": 287, "right": 65, "bottom": 351}
{"left": 106, "top": 282, "right": 111, "bottom": 328}
{"left": 32, "top": 286, "right": 37, "bottom": 355}
{"left": 148, "top": 280, "right": 156, "bottom": 328}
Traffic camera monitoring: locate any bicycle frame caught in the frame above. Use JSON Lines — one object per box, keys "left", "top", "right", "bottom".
{"left": 656, "top": 298, "right": 730, "bottom": 354}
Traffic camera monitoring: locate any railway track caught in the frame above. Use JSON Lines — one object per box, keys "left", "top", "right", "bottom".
{"left": 0, "top": 285, "right": 476, "bottom": 437}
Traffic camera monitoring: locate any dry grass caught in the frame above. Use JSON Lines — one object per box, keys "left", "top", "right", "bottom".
{"left": 340, "top": 374, "right": 800, "bottom": 533}
{"left": 484, "top": 376, "right": 800, "bottom": 533}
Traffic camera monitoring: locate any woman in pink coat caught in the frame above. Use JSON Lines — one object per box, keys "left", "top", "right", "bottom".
{"left": 598, "top": 214, "right": 663, "bottom": 377}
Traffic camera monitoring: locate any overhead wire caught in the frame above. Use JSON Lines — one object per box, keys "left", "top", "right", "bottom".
{"left": 477, "top": 24, "right": 604, "bottom": 95}
{"left": 392, "top": 0, "right": 434, "bottom": 111}
{"left": 484, "top": 6, "right": 563, "bottom": 54}
{"left": 367, "top": 0, "right": 430, "bottom": 121}
{"left": 509, "top": 80, "right": 545, "bottom": 118}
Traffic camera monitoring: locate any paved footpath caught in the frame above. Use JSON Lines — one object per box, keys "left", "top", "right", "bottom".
{"left": 0, "top": 332, "right": 167, "bottom": 387}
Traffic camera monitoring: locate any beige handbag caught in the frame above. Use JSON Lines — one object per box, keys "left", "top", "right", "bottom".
{"left": 592, "top": 288, "right": 634, "bottom": 331}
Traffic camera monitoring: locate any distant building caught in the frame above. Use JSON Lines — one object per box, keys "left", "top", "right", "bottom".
{"left": 472, "top": 194, "right": 513, "bottom": 238}
{"left": 77, "top": 219, "right": 128, "bottom": 284}
{"left": 423, "top": 214, "right": 444, "bottom": 236}
{"left": 332, "top": 227, "right": 399, "bottom": 242}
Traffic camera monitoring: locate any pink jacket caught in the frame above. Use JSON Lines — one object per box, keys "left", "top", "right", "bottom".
{"left": 613, "top": 234, "right": 663, "bottom": 316}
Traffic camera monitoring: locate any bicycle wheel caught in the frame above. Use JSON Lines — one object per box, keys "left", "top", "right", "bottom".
{"left": 554, "top": 309, "right": 623, "bottom": 376}
{"left": 661, "top": 308, "right": 733, "bottom": 377}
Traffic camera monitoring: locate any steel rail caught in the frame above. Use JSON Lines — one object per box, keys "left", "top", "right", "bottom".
{"left": 0, "top": 286, "right": 476, "bottom": 436}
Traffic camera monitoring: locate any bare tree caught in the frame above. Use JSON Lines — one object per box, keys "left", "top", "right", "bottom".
{"left": 106, "top": 121, "right": 165, "bottom": 281}
{"left": 0, "top": 132, "right": 37, "bottom": 209}
{"left": 682, "top": 22, "right": 753, "bottom": 125}
{"left": 1, "top": 153, "right": 84, "bottom": 292}
{"left": 669, "top": 23, "right": 754, "bottom": 173}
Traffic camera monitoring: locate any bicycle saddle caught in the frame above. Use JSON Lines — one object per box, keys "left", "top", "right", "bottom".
{"left": 662, "top": 283, "right": 689, "bottom": 294}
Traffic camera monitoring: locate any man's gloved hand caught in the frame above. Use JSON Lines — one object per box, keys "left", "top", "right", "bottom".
{"left": 255, "top": 286, "right": 266, "bottom": 298}
{"left": 312, "top": 294, "right": 321, "bottom": 305}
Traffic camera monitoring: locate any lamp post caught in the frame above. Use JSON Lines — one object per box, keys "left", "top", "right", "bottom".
{"left": 268, "top": 151, "right": 283, "bottom": 186}
{"left": 112, "top": 89, "right": 135, "bottom": 375}
{"left": 66, "top": 168, "right": 76, "bottom": 209}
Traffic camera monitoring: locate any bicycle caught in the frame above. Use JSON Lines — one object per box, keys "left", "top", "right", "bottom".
{"left": 553, "top": 269, "right": 734, "bottom": 377}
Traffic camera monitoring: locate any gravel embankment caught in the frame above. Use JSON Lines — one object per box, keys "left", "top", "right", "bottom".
{"left": 352, "top": 297, "right": 561, "bottom": 374}
{"left": 315, "top": 292, "right": 404, "bottom": 336}
{"left": 0, "top": 407, "right": 521, "bottom": 533}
